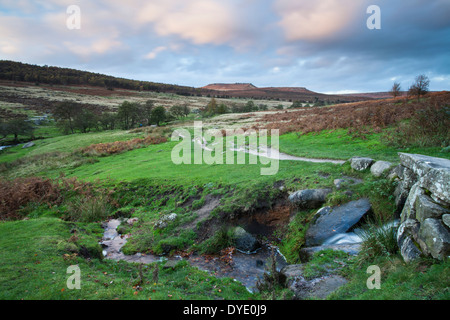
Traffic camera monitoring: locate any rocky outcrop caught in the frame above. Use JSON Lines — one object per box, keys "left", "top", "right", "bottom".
{"left": 395, "top": 153, "right": 450, "bottom": 262}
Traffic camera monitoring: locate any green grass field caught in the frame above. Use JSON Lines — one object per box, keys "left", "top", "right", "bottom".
{"left": 1, "top": 112, "right": 449, "bottom": 300}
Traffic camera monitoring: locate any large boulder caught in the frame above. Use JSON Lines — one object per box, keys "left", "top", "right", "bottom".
{"left": 305, "top": 199, "right": 372, "bottom": 247}
{"left": 288, "top": 188, "right": 332, "bottom": 209}
{"left": 350, "top": 157, "right": 374, "bottom": 171}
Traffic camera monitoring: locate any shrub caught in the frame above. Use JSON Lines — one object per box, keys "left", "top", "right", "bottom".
{"left": 356, "top": 220, "right": 399, "bottom": 263}
{"left": 0, "top": 177, "right": 62, "bottom": 220}
{"left": 80, "top": 135, "right": 168, "bottom": 156}
{"left": 382, "top": 105, "right": 450, "bottom": 148}
{"left": 64, "top": 193, "right": 114, "bottom": 223}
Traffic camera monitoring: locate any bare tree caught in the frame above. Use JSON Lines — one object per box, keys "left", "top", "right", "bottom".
{"left": 390, "top": 82, "right": 402, "bottom": 98}
{"left": 408, "top": 74, "right": 430, "bottom": 102}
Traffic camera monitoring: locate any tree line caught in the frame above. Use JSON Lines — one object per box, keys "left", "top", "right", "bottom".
{"left": 0, "top": 60, "right": 204, "bottom": 96}
{"left": 52, "top": 100, "right": 191, "bottom": 134}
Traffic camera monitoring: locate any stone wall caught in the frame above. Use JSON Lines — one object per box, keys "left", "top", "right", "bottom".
{"left": 393, "top": 153, "right": 450, "bottom": 262}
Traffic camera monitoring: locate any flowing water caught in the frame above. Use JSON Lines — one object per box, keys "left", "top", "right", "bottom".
{"left": 100, "top": 219, "right": 288, "bottom": 291}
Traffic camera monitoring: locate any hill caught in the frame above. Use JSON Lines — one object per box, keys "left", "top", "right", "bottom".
{"left": 1, "top": 60, "right": 369, "bottom": 103}
{"left": 202, "top": 83, "right": 371, "bottom": 103}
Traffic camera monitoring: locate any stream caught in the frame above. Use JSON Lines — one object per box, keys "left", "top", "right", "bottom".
{"left": 100, "top": 219, "right": 288, "bottom": 291}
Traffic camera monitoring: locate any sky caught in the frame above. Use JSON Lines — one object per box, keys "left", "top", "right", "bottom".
{"left": 0, "top": 0, "right": 449, "bottom": 94}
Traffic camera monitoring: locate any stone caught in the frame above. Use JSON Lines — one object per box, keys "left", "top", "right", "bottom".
{"left": 397, "top": 219, "right": 425, "bottom": 263}
{"left": 154, "top": 213, "right": 177, "bottom": 229}
{"left": 333, "top": 177, "right": 363, "bottom": 190}
{"left": 288, "top": 188, "right": 332, "bottom": 209}
{"left": 418, "top": 218, "right": 450, "bottom": 260}
{"left": 443, "top": 214, "right": 450, "bottom": 229}
{"left": 126, "top": 217, "right": 139, "bottom": 226}
{"left": 370, "top": 160, "right": 393, "bottom": 177}
{"left": 400, "top": 182, "right": 424, "bottom": 222}
{"left": 22, "top": 142, "right": 35, "bottom": 149}
{"left": 305, "top": 199, "right": 372, "bottom": 247}
{"left": 299, "top": 244, "right": 361, "bottom": 262}
{"left": 399, "top": 153, "right": 450, "bottom": 204}
{"left": 350, "top": 157, "right": 374, "bottom": 171}
{"left": 281, "top": 264, "right": 304, "bottom": 279}
{"left": 289, "top": 274, "right": 348, "bottom": 300}
{"left": 233, "top": 227, "right": 260, "bottom": 253}
{"left": 415, "top": 194, "right": 450, "bottom": 222}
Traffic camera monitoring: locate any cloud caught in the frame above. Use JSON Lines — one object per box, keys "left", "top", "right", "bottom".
{"left": 274, "top": 0, "right": 366, "bottom": 42}
{"left": 144, "top": 46, "right": 168, "bottom": 60}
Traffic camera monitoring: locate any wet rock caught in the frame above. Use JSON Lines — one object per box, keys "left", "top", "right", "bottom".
{"left": 300, "top": 244, "right": 361, "bottom": 262}
{"left": 350, "top": 157, "right": 374, "bottom": 171}
{"left": 289, "top": 274, "right": 348, "bottom": 300}
{"left": 370, "top": 160, "right": 393, "bottom": 177}
{"left": 233, "top": 227, "right": 260, "bottom": 253}
{"left": 305, "top": 199, "right": 372, "bottom": 247}
{"left": 288, "top": 188, "right": 332, "bottom": 209}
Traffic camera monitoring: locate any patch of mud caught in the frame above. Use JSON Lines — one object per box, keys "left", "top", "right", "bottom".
{"left": 182, "top": 194, "right": 222, "bottom": 231}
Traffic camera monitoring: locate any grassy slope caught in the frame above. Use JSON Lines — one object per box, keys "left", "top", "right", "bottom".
{"left": 279, "top": 130, "right": 449, "bottom": 163}
{"left": 0, "top": 218, "right": 256, "bottom": 300}
{"left": 1, "top": 116, "right": 449, "bottom": 300}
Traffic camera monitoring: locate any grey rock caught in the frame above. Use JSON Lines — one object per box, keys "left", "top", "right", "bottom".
{"left": 305, "top": 199, "right": 372, "bottom": 247}
{"left": 415, "top": 194, "right": 450, "bottom": 222}
{"left": 233, "top": 227, "right": 260, "bottom": 253}
{"left": 22, "top": 142, "right": 35, "bottom": 149}
{"left": 418, "top": 218, "right": 450, "bottom": 260}
{"left": 288, "top": 188, "right": 332, "bottom": 209}
{"left": 350, "top": 157, "right": 374, "bottom": 171}
{"left": 400, "top": 183, "right": 424, "bottom": 222}
{"left": 300, "top": 244, "right": 361, "bottom": 262}
{"left": 370, "top": 160, "right": 393, "bottom": 177}
{"left": 281, "top": 264, "right": 304, "bottom": 279}
{"left": 154, "top": 213, "right": 177, "bottom": 229}
{"left": 399, "top": 153, "right": 450, "bottom": 204}
{"left": 397, "top": 219, "right": 424, "bottom": 263}
{"left": 443, "top": 214, "right": 450, "bottom": 229}
{"left": 333, "top": 177, "right": 363, "bottom": 190}
{"left": 289, "top": 274, "right": 348, "bottom": 300}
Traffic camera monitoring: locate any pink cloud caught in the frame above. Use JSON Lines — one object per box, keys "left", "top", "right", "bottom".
{"left": 274, "top": 0, "right": 365, "bottom": 42}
